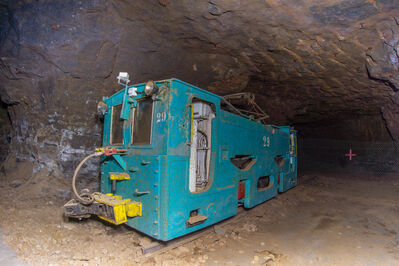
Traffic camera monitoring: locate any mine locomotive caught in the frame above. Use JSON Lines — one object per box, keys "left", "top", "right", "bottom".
{"left": 64, "top": 74, "right": 297, "bottom": 241}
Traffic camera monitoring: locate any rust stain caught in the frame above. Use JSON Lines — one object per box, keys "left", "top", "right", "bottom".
{"left": 50, "top": 23, "right": 60, "bottom": 30}
{"left": 369, "top": 0, "right": 377, "bottom": 8}
{"left": 159, "top": 0, "right": 170, "bottom": 7}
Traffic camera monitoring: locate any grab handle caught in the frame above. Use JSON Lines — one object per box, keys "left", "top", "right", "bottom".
{"left": 135, "top": 188, "right": 150, "bottom": 196}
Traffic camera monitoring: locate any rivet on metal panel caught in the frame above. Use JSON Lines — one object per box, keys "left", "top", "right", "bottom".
{"left": 154, "top": 183, "right": 158, "bottom": 187}
{"left": 154, "top": 170, "right": 159, "bottom": 174}
{"left": 129, "top": 167, "right": 139, "bottom": 172}
{"left": 154, "top": 220, "right": 158, "bottom": 224}
{"left": 141, "top": 161, "right": 150, "bottom": 165}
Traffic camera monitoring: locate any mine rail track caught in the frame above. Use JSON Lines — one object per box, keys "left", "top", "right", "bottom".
{"left": 142, "top": 206, "right": 247, "bottom": 256}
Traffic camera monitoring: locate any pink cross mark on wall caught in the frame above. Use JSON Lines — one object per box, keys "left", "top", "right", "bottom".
{"left": 345, "top": 149, "right": 356, "bottom": 160}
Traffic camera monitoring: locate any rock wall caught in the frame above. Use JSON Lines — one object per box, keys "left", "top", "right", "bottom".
{"left": 0, "top": 0, "right": 398, "bottom": 181}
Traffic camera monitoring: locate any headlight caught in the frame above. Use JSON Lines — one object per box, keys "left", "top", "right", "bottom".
{"left": 144, "top": 80, "right": 159, "bottom": 96}
{"left": 97, "top": 101, "right": 107, "bottom": 116}
{"left": 117, "top": 72, "right": 130, "bottom": 85}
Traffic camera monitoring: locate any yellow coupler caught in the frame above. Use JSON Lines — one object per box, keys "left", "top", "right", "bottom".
{"left": 93, "top": 193, "right": 142, "bottom": 225}
{"left": 110, "top": 172, "right": 130, "bottom": 181}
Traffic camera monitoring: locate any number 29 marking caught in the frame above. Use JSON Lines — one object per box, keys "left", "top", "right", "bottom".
{"left": 263, "top": 136, "right": 270, "bottom": 147}
{"left": 156, "top": 112, "right": 167, "bottom": 123}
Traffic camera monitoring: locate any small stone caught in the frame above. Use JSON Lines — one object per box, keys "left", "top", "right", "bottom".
{"left": 62, "top": 224, "right": 75, "bottom": 230}
{"left": 243, "top": 223, "right": 257, "bottom": 232}
{"left": 239, "top": 250, "right": 244, "bottom": 254}
{"left": 261, "top": 242, "right": 265, "bottom": 246}
{"left": 214, "top": 225, "right": 226, "bottom": 235}
{"left": 10, "top": 180, "right": 23, "bottom": 188}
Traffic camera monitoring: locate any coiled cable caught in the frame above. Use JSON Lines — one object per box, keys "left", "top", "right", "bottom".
{"left": 71, "top": 151, "right": 103, "bottom": 205}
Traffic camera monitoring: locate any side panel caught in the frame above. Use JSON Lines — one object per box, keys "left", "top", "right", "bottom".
{"left": 217, "top": 111, "right": 284, "bottom": 209}
{"left": 161, "top": 80, "right": 237, "bottom": 240}
{"left": 279, "top": 129, "right": 298, "bottom": 192}
{"left": 159, "top": 80, "right": 297, "bottom": 240}
{"left": 163, "top": 156, "right": 237, "bottom": 240}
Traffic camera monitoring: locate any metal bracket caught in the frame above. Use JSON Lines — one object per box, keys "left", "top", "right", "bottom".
{"left": 120, "top": 84, "right": 130, "bottom": 120}
{"left": 112, "top": 154, "right": 127, "bottom": 171}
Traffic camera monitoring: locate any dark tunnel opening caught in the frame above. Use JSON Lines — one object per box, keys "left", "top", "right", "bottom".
{"left": 293, "top": 114, "right": 399, "bottom": 176}
{"left": 0, "top": 99, "right": 11, "bottom": 163}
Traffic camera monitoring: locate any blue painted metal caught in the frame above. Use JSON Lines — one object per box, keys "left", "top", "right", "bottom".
{"left": 120, "top": 84, "right": 130, "bottom": 120}
{"left": 112, "top": 154, "right": 127, "bottom": 171}
{"left": 100, "top": 78, "right": 297, "bottom": 241}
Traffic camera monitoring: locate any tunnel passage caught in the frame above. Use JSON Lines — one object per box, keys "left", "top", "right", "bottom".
{"left": 295, "top": 114, "right": 399, "bottom": 175}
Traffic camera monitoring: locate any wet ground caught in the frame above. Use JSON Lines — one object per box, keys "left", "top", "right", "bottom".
{"left": 0, "top": 172, "right": 398, "bottom": 265}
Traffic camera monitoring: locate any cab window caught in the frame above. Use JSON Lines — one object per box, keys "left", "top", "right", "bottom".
{"left": 111, "top": 104, "right": 123, "bottom": 145}
{"left": 131, "top": 97, "right": 153, "bottom": 145}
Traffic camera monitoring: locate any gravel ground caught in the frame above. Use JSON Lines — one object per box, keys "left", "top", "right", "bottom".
{"left": 0, "top": 170, "right": 399, "bottom": 265}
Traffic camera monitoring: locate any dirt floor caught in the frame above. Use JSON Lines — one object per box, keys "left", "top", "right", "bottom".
{"left": 0, "top": 170, "right": 399, "bottom": 265}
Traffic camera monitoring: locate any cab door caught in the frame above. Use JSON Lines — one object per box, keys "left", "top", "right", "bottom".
{"left": 188, "top": 99, "right": 216, "bottom": 193}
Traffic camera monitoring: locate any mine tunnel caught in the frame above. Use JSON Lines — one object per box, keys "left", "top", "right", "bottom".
{"left": 0, "top": 0, "right": 398, "bottom": 265}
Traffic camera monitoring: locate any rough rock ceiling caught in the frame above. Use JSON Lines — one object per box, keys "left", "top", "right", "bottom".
{"left": 0, "top": 0, "right": 398, "bottom": 174}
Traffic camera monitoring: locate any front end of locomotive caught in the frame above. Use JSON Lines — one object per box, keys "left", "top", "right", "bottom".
{"left": 64, "top": 73, "right": 170, "bottom": 238}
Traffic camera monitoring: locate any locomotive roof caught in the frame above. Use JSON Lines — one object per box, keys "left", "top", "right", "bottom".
{"left": 107, "top": 78, "right": 220, "bottom": 100}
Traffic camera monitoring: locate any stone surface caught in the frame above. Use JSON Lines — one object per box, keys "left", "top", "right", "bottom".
{"left": 0, "top": 0, "right": 398, "bottom": 182}
{"left": 0, "top": 232, "right": 26, "bottom": 266}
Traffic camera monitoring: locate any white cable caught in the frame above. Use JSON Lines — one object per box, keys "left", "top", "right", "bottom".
{"left": 71, "top": 151, "right": 102, "bottom": 205}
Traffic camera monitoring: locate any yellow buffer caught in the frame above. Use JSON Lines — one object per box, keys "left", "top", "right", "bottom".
{"left": 92, "top": 193, "right": 141, "bottom": 225}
